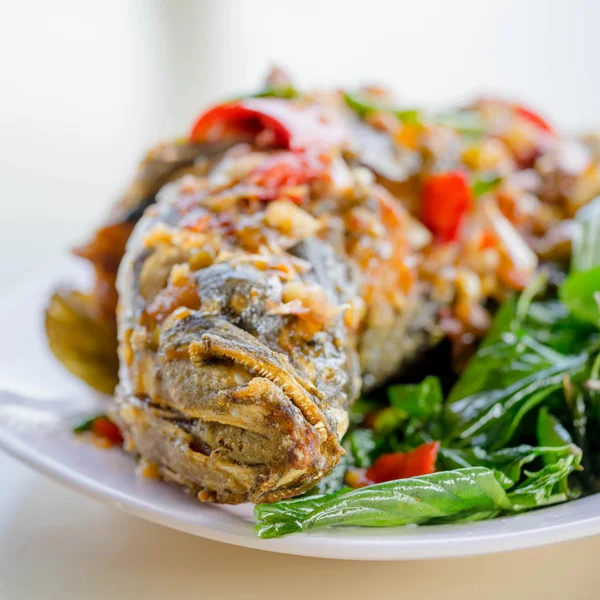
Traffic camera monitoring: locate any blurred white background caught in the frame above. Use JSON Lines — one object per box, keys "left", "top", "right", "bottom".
{"left": 1, "top": 0, "right": 599, "bottom": 284}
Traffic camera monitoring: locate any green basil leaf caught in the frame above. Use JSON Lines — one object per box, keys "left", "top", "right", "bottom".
{"left": 571, "top": 195, "right": 600, "bottom": 273}
{"left": 524, "top": 299, "right": 597, "bottom": 354}
{"left": 439, "top": 444, "right": 580, "bottom": 485}
{"left": 346, "top": 429, "right": 382, "bottom": 468}
{"left": 559, "top": 266, "right": 600, "bottom": 326}
{"left": 507, "top": 455, "right": 580, "bottom": 510}
{"left": 344, "top": 92, "right": 421, "bottom": 124}
{"left": 387, "top": 376, "right": 443, "bottom": 420}
{"left": 252, "top": 86, "right": 299, "bottom": 99}
{"left": 372, "top": 406, "right": 408, "bottom": 437}
{"left": 349, "top": 396, "right": 384, "bottom": 426}
{"left": 73, "top": 414, "right": 106, "bottom": 434}
{"left": 254, "top": 467, "right": 512, "bottom": 538}
{"left": 434, "top": 110, "right": 485, "bottom": 136}
{"left": 537, "top": 408, "right": 573, "bottom": 449}
{"left": 444, "top": 360, "right": 583, "bottom": 449}
{"left": 472, "top": 174, "right": 503, "bottom": 199}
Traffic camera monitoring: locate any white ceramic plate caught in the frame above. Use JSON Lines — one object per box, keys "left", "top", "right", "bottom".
{"left": 2, "top": 262, "right": 600, "bottom": 560}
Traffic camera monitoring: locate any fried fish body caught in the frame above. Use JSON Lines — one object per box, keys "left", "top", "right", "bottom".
{"left": 114, "top": 146, "right": 439, "bottom": 503}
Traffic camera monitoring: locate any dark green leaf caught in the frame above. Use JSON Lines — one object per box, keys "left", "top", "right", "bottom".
{"left": 524, "top": 300, "right": 597, "bottom": 354}
{"left": 447, "top": 274, "right": 551, "bottom": 404}
{"left": 445, "top": 272, "right": 589, "bottom": 449}
{"left": 444, "top": 360, "right": 582, "bottom": 449}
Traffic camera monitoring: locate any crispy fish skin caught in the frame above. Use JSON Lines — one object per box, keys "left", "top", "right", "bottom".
{"left": 113, "top": 148, "right": 438, "bottom": 503}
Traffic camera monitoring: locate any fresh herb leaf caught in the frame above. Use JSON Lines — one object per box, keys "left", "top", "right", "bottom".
{"left": 394, "top": 109, "right": 421, "bottom": 125}
{"left": 536, "top": 408, "right": 578, "bottom": 493}
{"left": 254, "top": 489, "right": 348, "bottom": 538}
{"left": 434, "top": 110, "right": 485, "bottom": 136}
{"left": 439, "top": 444, "right": 580, "bottom": 485}
{"left": 472, "top": 174, "right": 503, "bottom": 199}
{"left": 344, "top": 92, "right": 421, "bottom": 124}
{"left": 559, "top": 195, "right": 600, "bottom": 325}
{"left": 73, "top": 414, "right": 106, "bottom": 434}
{"left": 255, "top": 457, "right": 581, "bottom": 538}
{"left": 235, "top": 85, "right": 300, "bottom": 101}
{"left": 559, "top": 266, "right": 600, "bottom": 326}
{"left": 388, "top": 376, "right": 443, "bottom": 420}
{"left": 571, "top": 195, "right": 600, "bottom": 273}
{"left": 524, "top": 299, "right": 597, "bottom": 354}
{"left": 537, "top": 408, "right": 573, "bottom": 449}
{"left": 444, "top": 360, "right": 583, "bottom": 449}
{"left": 254, "top": 467, "right": 512, "bottom": 538}
{"left": 346, "top": 429, "right": 382, "bottom": 468}
{"left": 507, "top": 455, "right": 580, "bottom": 510}
{"left": 444, "top": 272, "right": 589, "bottom": 449}
{"left": 349, "top": 396, "right": 383, "bottom": 426}
{"left": 372, "top": 407, "right": 408, "bottom": 437}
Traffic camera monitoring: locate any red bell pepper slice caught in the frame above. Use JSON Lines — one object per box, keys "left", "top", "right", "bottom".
{"left": 189, "top": 98, "right": 348, "bottom": 151}
{"left": 91, "top": 416, "right": 124, "bottom": 444}
{"left": 476, "top": 97, "right": 554, "bottom": 136}
{"left": 248, "top": 152, "right": 328, "bottom": 201}
{"left": 514, "top": 105, "right": 554, "bottom": 135}
{"left": 421, "top": 170, "right": 473, "bottom": 243}
{"left": 365, "top": 441, "right": 440, "bottom": 483}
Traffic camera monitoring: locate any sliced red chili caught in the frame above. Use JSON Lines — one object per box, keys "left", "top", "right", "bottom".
{"left": 514, "top": 105, "right": 554, "bottom": 135}
{"left": 421, "top": 170, "right": 473, "bottom": 243}
{"left": 248, "top": 152, "right": 328, "bottom": 202}
{"left": 91, "top": 416, "right": 124, "bottom": 444}
{"left": 189, "top": 98, "right": 347, "bottom": 151}
{"left": 365, "top": 441, "right": 440, "bottom": 483}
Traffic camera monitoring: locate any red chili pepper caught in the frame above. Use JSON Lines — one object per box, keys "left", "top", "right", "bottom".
{"left": 365, "top": 441, "right": 440, "bottom": 484}
{"left": 189, "top": 98, "right": 347, "bottom": 151}
{"left": 248, "top": 152, "right": 328, "bottom": 202}
{"left": 476, "top": 97, "right": 554, "bottom": 136}
{"left": 91, "top": 416, "right": 124, "bottom": 444}
{"left": 514, "top": 105, "right": 554, "bottom": 135}
{"left": 421, "top": 171, "right": 473, "bottom": 243}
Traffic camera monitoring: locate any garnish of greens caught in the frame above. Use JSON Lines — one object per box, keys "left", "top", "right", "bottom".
{"left": 254, "top": 197, "right": 600, "bottom": 538}
{"left": 343, "top": 91, "right": 485, "bottom": 136}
